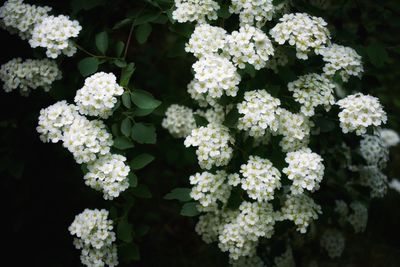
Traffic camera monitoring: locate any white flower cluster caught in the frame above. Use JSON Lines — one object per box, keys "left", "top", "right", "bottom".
{"left": 379, "top": 128, "right": 400, "bottom": 147}
{"left": 283, "top": 148, "right": 325, "bottom": 195}
{"left": 84, "top": 154, "right": 130, "bottom": 200}
{"left": 274, "top": 247, "right": 296, "bottom": 267}
{"left": 359, "top": 165, "right": 388, "bottom": 199}
{"left": 278, "top": 194, "right": 322, "bottom": 233}
{"left": 184, "top": 123, "right": 234, "bottom": 169}
{"left": 275, "top": 108, "right": 312, "bottom": 152}
{"left": 265, "top": 46, "right": 289, "bottom": 73}
{"left": 69, "top": 209, "right": 118, "bottom": 267}
{"left": 359, "top": 134, "right": 389, "bottom": 168}
{"left": 238, "top": 155, "right": 281, "bottom": 202}
{"left": 196, "top": 103, "right": 230, "bottom": 124}
{"left": 186, "top": 24, "right": 227, "bottom": 58}
{"left": 225, "top": 25, "right": 274, "bottom": 70}
{"left": 75, "top": 72, "right": 124, "bottom": 119}
{"left": 336, "top": 93, "right": 387, "bottom": 136}
{"left": 229, "top": 0, "right": 275, "bottom": 27}
{"left": 334, "top": 200, "right": 349, "bottom": 225}
{"left": 237, "top": 90, "right": 280, "bottom": 137}
{"left": 190, "top": 170, "right": 231, "bottom": 211}
{"left": 320, "top": 229, "right": 345, "bottom": 258}
{"left": 190, "top": 55, "right": 241, "bottom": 105}
{"left": 287, "top": 73, "right": 335, "bottom": 117}
{"left": 320, "top": 44, "right": 363, "bottom": 81}
{"left": 0, "top": 57, "right": 61, "bottom": 96}
{"left": 29, "top": 15, "right": 81, "bottom": 58}
{"left": 172, "top": 0, "right": 220, "bottom": 23}
{"left": 347, "top": 201, "right": 368, "bottom": 233}
{"left": 218, "top": 202, "right": 276, "bottom": 259}
{"left": 62, "top": 116, "right": 112, "bottom": 164}
{"left": 0, "top": 0, "right": 51, "bottom": 40}
{"left": 37, "top": 100, "right": 79, "bottom": 143}
{"left": 162, "top": 104, "right": 196, "bottom": 138}
{"left": 270, "top": 13, "right": 330, "bottom": 59}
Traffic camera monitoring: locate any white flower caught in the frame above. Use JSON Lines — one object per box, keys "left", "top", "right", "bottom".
{"left": 389, "top": 179, "right": 400, "bottom": 194}
{"left": 270, "top": 13, "right": 330, "bottom": 59}
{"left": 287, "top": 73, "right": 335, "bottom": 117}
{"left": 62, "top": 116, "right": 112, "bottom": 164}
{"left": 320, "top": 229, "right": 345, "bottom": 258}
{"left": 190, "top": 55, "right": 241, "bottom": 105}
{"left": 347, "top": 201, "right": 368, "bottom": 233}
{"left": 229, "top": 0, "right": 275, "bottom": 27}
{"left": 190, "top": 170, "right": 231, "bottom": 210}
{"left": 69, "top": 209, "right": 118, "bottom": 267}
{"left": 162, "top": 104, "right": 196, "bottom": 138}
{"left": 172, "top": 0, "right": 220, "bottom": 23}
{"left": 84, "top": 154, "right": 130, "bottom": 200}
{"left": 29, "top": 15, "right": 81, "bottom": 58}
{"left": 37, "top": 101, "right": 79, "bottom": 143}
{"left": 359, "top": 134, "right": 389, "bottom": 169}
{"left": 320, "top": 44, "right": 363, "bottom": 81}
{"left": 239, "top": 155, "right": 281, "bottom": 202}
{"left": 0, "top": 0, "right": 51, "bottom": 40}
{"left": 186, "top": 24, "right": 227, "bottom": 58}
{"left": 225, "top": 25, "right": 274, "bottom": 70}
{"left": 265, "top": 46, "right": 289, "bottom": 73}
{"left": 283, "top": 148, "right": 325, "bottom": 195}
{"left": 0, "top": 58, "right": 61, "bottom": 96}
{"left": 378, "top": 128, "right": 400, "bottom": 147}
{"left": 75, "top": 72, "right": 124, "bottom": 119}
{"left": 336, "top": 93, "right": 387, "bottom": 136}
{"left": 278, "top": 194, "right": 322, "bottom": 233}
{"left": 237, "top": 90, "right": 281, "bottom": 137}
{"left": 359, "top": 165, "right": 388, "bottom": 198}
{"left": 195, "top": 103, "right": 231, "bottom": 124}
{"left": 334, "top": 199, "right": 349, "bottom": 225}
{"left": 184, "top": 123, "right": 234, "bottom": 169}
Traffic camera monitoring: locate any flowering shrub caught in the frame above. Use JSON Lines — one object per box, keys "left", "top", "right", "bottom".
{"left": 1, "top": 0, "right": 400, "bottom": 266}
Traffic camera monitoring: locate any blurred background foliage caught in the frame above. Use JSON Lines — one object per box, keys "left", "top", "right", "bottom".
{"left": 1, "top": 0, "right": 400, "bottom": 266}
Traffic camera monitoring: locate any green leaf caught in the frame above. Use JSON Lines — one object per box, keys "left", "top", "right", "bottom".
{"left": 78, "top": 57, "right": 99, "bottom": 77}
{"left": 113, "top": 18, "right": 133, "bottom": 30}
{"left": 136, "top": 225, "right": 150, "bottom": 237}
{"left": 194, "top": 114, "right": 208, "bottom": 127}
{"left": 180, "top": 202, "right": 199, "bottom": 217}
{"left": 131, "top": 90, "right": 161, "bottom": 109}
{"left": 121, "top": 92, "right": 132, "bottom": 108}
{"left": 223, "top": 108, "right": 239, "bottom": 128}
{"left": 117, "top": 220, "right": 133, "bottom": 243}
{"left": 95, "top": 31, "right": 108, "bottom": 54}
{"left": 114, "top": 59, "right": 127, "bottom": 68}
{"left": 120, "top": 63, "right": 135, "bottom": 88}
{"left": 132, "top": 108, "right": 156, "bottom": 117}
{"left": 367, "top": 43, "right": 389, "bottom": 68}
{"left": 115, "top": 41, "right": 125, "bottom": 57}
{"left": 316, "top": 117, "right": 336, "bottom": 133}
{"left": 131, "top": 123, "right": 156, "bottom": 144}
{"left": 273, "top": 0, "right": 286, "bottom": 4}
{"left": 133, "top": 10, "right": 160, "bottom": 26}
{"left": 119, "top": 243, "right": 140, "bottom": 262}
{"left": 127, "top": 172, "right": 138, "bottom": 187}
{"left": 113, "top": 136, "right": 134, "bottom": 150}
{"left": 217, "top": 3, "right": 230, "bottom": 19}
{"left": 132, "top": 184, "right": 152, "bottom": 198}
{"left": 164, "top": 188, "right": 192, "bottom": 202}
{"left": 135, "top": 23, "right": 152, "bottom": 44}
{"left": 71, "top": 0, "right": 105, "bottom": 14}
{"left": 121, "top": 118, "right": 132, "bottom": 137}
{"left": 130, "top": 153, "right": 154, "bottom": 170}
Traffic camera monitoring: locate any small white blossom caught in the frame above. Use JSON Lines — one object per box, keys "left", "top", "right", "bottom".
{"left": 320, "top": 229, "right": 345, "bottom": 259}
{"left": 186, "top": 24, "right": 227, "bottom": 58}
{"left": 359, "top": 165, "right": 388, "bottom": 198}
{"left": 237, "top": 90, "right": 281, "bottom": 138}
{"left": 270, "top": 13, "right": 330, "bottom": 59}
{"left": 239, "top": 155, "right": 281, "bottom": 202}
{"left": 184, "top": 123, "right": 234, "bottom": 169}
{"left": 320, "top": 44, "right": 363, "bottom": 81}
{"left": 283, "top": 148, "right": 325, "bottom": 195}
{"left": 69, "top": 209, "right": 118, "bottom": 267}
{"left": 162, "top": 104, "right": 196, "bottom": 138}
{"left": 229, "top": 0, "right": 275, "bottom": 27}
{"left": 62, "top": 116, "right": 112, "bottom": 164}
{"left": 0, "top": 0, "right": 51, "bottom": 40}
{"left": 225, "top": 25, "right": 274, "bottom": 70}
{"left": 75, "top": 72, "right": 124, "bottom": 119}
{"left": 0, "top": 58, "right": 61, "bottom": 96}
{"left": 378, "top": 128, "right": 400, "bottom": 147}
{"left": 37, "top": 101, "right": 79, "bottom": 143}
{"left": 359, "top": 134, "right": 389, "bottom": 169}
{"left": 29, "top": 15, "right": 81, "bottom": 58}
{"left": 336, "top": 93, "right": 387, "bottom": 136}
{"left": 195, "top": 104, "right": 230, "bottom": 124}
{"left": 172, "top": 0, "right": 220, "bottom": 23}
{"left": 287, "top": 73, "right": 335, "bottom": 117}
{"left": 389, "top": 179, "right": 400, "bottom": 194}
{"left": 347, "top": 201, "right": 368, "bottom": 233}
{"left": 84, "top": 154, "right": 130, "bottom": 200}
{"left": 278, "top": 194, "right": 322, "bottom": 233}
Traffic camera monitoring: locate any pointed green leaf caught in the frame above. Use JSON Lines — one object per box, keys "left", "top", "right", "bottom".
{"left": 130, "top": 153, "right": 154, "bottom": 170}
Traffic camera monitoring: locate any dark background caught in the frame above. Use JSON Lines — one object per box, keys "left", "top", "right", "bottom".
{"left": 2, "top": 0, "right": 400, "bottom": 266}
